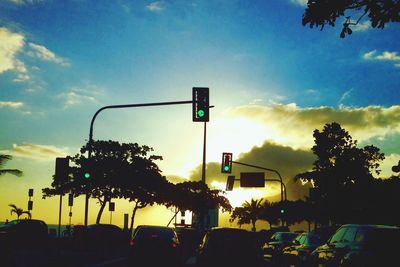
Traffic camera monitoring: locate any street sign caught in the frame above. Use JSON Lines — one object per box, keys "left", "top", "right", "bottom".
{"left": 240, "top": 172, "right": 265, "bottom": 187}
{"left": 226, "top": 175, "right": 235, "bottom": 191}
{"left": 28, "top": 200, "right": 33, "bottom": 211}
{"left": 109, "top": 202, "right": 115, "bottom": 212}
{"left": 68, "top": 193, "right": 74, "bottom": 206}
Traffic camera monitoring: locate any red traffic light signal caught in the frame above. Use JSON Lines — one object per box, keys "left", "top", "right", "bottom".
{"left": 221, "top": 152, "right": 233, "bottom": 173}
{"left": 192, "top": 87, "right": 209, "bottom": 122}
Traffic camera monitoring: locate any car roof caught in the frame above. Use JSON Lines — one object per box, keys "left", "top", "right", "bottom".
{"left": 340, "top": 224, "right": 400, "bottom": 230}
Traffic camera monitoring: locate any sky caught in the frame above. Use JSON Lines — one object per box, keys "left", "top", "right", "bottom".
{"left": 1, "top": 0, "right": 399, "bottom": 230}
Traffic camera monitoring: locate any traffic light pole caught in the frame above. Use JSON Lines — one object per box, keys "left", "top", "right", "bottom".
{"left": 231, "top": 161, "right": 287, "bottom": 202}
{"left": 85, "top": 100, "right": 193, "bottom": 227}
{"left": 201, "top": 122, "right": 207, "bottom": 183}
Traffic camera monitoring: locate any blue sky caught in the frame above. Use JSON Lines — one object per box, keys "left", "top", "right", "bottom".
{"left": 1, "top": 0, "right": 400, "bottom": 227}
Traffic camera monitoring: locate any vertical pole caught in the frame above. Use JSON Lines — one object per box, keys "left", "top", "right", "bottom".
{"left": 84, "top": 193, "right": 89, "bottom": 226}
{"left": 110, "top": 211, "right": 112, "bottom": 225}
{"left": 202, "top": 121, "right": 207, "bottom": 183}
{"left": 58, "top": 194, "right": 62, "bottom": 238}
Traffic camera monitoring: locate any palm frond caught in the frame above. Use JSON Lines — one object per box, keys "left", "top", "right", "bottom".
{"left": 0, "top": 154, "right": 12, "bottom": 167}
{"left": 21, "top": 211, "right": 32, "bottom": 219}
{"left": 0, "top": 169, "right": 23, "bottom": 177}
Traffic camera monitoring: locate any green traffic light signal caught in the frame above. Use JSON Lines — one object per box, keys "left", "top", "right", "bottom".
{"left": 280, "top": 208, "right": 285, "bottom": 214}
{"left": 223, "top": 165, "right": 230, "bottom": 172}
{"left": 84, "top": 172, "right": 91, "bottom": 179}
{"left": 197, "top": 109, "right": 205, "bottom": 117}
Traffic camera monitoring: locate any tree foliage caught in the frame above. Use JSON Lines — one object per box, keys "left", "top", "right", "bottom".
{"left": 43, "top": 140, "right": 167, "bottom": 226}
{"left": 230, "top": 198, "right": 264, "bottom": 232}
{"left": 9, "top": 204, "right": 31, "bottom": 219}
{"left": 0, "top": 154, "right": 22, "bottom": 177}
{"left": 302, "top": 0, "right": 400, "bottom": 37}
{"left": 43, "top": 140, "right": 231, "bottom": 232}
{"left": 295, "top": 122, "right": 385, "bottom": 224}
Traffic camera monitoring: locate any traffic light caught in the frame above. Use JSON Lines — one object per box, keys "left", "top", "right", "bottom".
{"left": 221, "top": 152, "right": 233, "bottom": 173}
{"left": 192, "top": 87, "right": 209, "bottom": 122}
{"left": 280, "top": 208, "right": 285, "bottom": 214}
{"left": 226, "top": 175, "right": 235, "bottom": 191}
{"left": 81, "top": 159, "right": 93, "bottom": 180}
{"left": 55, "top": 157, "right": 69, "bottom": 182}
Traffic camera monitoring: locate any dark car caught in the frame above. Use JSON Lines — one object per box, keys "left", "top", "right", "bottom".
{"left": 0, "top": 219, "right": 48, "bottom": 248}
{"left": 196, "top": 227, "right": 264, "bottom": 267}
{"left": 129, "top": 225, "right": 181, "bottom": 266}
{"left": 82, "top": 224, "right": 130, "bottom": 253}
{"left": 0, "top": 219, "right": 49, "bottom": 266}
{"left": 282, "top": 232, "right": 323, "bottom": 267}
{"left": 311, "top": 224, "right": 400, "bottom": 267}
{"left": 263, "top": 231, "right": 299, "bottom": 264}
{"left": 175, "top": 227, "right": 203, "bottom": 263}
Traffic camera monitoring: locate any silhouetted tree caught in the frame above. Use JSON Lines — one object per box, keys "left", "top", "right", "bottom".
{"left": 302, "top": 0, "right": 400, "bottom": 38}
{"left": 259, "top": 199, "right": 280, "bottom": 229}
{"left": 164, "top": 181, "right": 231, "bottom": 213}
{"left": 9, "top": 204, "right": 31, "bottom": 219}
{"left": 0, "top": 154, "right": 22, "bottom": 177}
{"left": 294, "top": 122, "right": 384, "bottom": 224}
{"left": 43, "top": 140, "right": 166, "bottom": 227}
{"left": 230, "top": 198, "right": 264, "bottom": 232}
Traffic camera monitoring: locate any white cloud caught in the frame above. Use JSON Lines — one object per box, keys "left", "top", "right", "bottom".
{"left": 28, "top": 43, "right": 70, "bottom": 66}
{"left": 290, "top": 0, "right": 308, "bottom": 6}
{"left": 227, "top": 104, "right": 400, "bottom": 149}
{"left": 7, "top": 0, "right": 42, "bottom": 5}
{"left": 1, "top": 143, "right": 69, "bottom": 161}
{"left": 146, "top": 1, "right": 165, "bottom": 12}
{"left": 59, "top": 84, "right": 103, "bottom": 108}
{"left": 352, "top": 21, "right": 371, "bottom": 32}
{"left": 0, "top": 101, "right": 24, "bottom": 109}
{"left": 363, "top": 50, "right": 400, "bottom": 68}
{"left": 375, "top": 51, "right": 400, "bottom": 61}
{"left": 363, "top": 50, "right": 376, "bottom": 60}
{"left": 338, "top": 88, "right": 353, "bottom": 106}
{"left": 0, "top": 27, "right": 25, "bottom": 74}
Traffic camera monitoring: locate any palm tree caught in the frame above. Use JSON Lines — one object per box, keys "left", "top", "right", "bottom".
{"left": 9, "top": 204, "right": 31, "bottom": 219}
{"left": 230, "top": 198, "right": 264, "bottom": 232}
{"left": 259, "top": 199, "right": 280, "bottom": 229}
{"left": 0, "top": 154, "right": 23, "bottom": 177}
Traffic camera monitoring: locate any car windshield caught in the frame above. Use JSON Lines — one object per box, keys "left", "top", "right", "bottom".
{"left": 271, "top": 232, "right": 297, "bottom": 242}
{"left": 134, "top": 227, "right": 175, "bottom": 240}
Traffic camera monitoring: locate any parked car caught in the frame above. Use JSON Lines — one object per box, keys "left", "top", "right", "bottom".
{"left": 129, "top": 225, "right": 181, "bottom": 266}
{"left": 263, "top": 231, "right": 299, "bottom": 264}
{"left": 282, "top": 232, "right": 323, "bottom": 267}
{"left": 196, "top": 227, "right": 264, "bottom": 267}
{"left": 82, "top": 224, "right": 130, "bottom": 253}
{"left": 0, "top": 219, "right": 49, "bottom": 266}
{"left": 0, "top": 219, "right": 48, "bottom": 249}
{"left": 175, "top": 227, "right": 202, "bottom": 263}
{"left": 311, "top": 224, "right": 400, "bottom": 267}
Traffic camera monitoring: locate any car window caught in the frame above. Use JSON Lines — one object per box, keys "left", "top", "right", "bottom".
{"left": 281, "top": 233, "right": 298, "bottom": 241}
{"left": 298, "top": 235, "right": 306, "bottom": 244}
{"left": 293, "top": 234, "right": 303, "bottom": 244}
{"left": 342, "top": 227, "right": 357, "bottom": 242}
{"left": 306, "top": 234, "right": 321, "bottom": 245}
{"left": 354, "top": 228, "right": 369, "bottom": 243}
{"left": 134, "top": 227, "right": 174, "bottom": 240}
{"left": 329, "top": 227, "right": 347, "bottom": 244}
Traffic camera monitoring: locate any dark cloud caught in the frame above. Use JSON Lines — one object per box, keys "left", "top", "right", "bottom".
{"left": 189, "top": 141, "right": 315, "bottom": 201}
